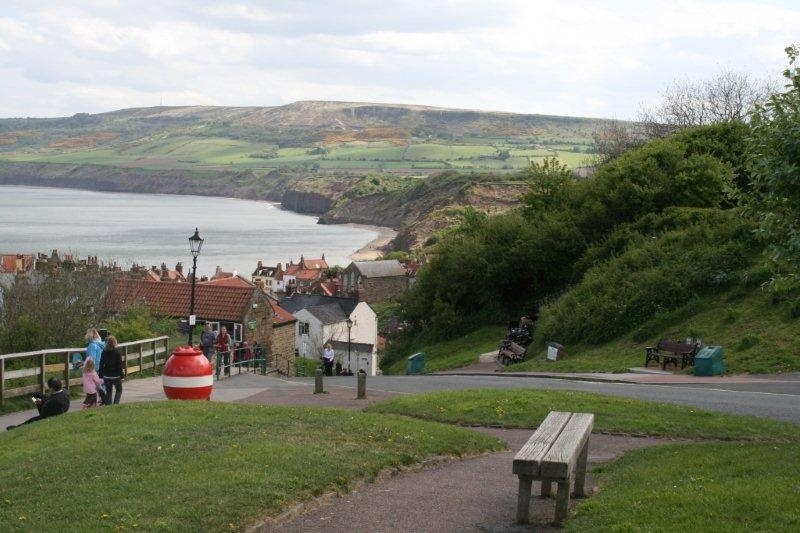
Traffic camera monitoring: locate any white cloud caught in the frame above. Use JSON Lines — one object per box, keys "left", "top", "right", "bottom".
{"left": 0, "top": 0, "right": 798, "bottom": 119}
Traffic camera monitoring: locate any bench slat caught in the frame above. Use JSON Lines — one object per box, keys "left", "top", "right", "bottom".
{"left": 540, "top": 413, "right": 594, "bottom": 480}
{"left": 512, "top": 411, "right": 571, "bottom": 476}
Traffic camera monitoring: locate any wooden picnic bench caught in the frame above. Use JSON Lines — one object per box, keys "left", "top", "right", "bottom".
{"left": 644, "top": 339, "right": 699, "bottom": 370}
{"left": 513, "top": 411, "right": 594, "bottom": 524}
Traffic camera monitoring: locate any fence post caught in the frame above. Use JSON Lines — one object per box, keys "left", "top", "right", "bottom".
{"left": 64, "top": 351, "right": 70, "bottom": 391}
{"left": 139, "top": 343, "right": 143, "bottom": 376}
{"left": 314, "top": 368, "right": 324, "bottom": 393}
{"left": 39, "top": 352, "right": 46, "bottom": 394}
{"left": 0, "top": 358, "right": 5, "bottom": 407}
{"left": 357, "top": 372, "right": 366, "bottom": 399}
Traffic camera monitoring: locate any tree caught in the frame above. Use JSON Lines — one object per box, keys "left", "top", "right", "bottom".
{"left": 592, "top": 120, "right": 641, "bottom": 163}
{"left": 0, "top": 271, "right": 109, "bottom": 353}
{"left": 744, "top": 45, "right": 800, "bottom": 280}
{"left": 521, "top": 157, "right": 574, "bottom": 212}
{"left": 639, "top": 71, "right": 774, "bottom": 138}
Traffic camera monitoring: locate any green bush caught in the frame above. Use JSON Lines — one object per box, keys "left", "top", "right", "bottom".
{"left": 104, "top": 305, "right": 177, "bottom": 343}
{"left": 534, "top": 208, "right": 759, "bottom": 345}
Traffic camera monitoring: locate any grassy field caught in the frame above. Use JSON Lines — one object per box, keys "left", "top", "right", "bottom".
{"left": 1, "top": 135, "right": 593, "bottom": 172}
{"left": 566, "top": 442, "right": 800, "bottom": 532}
{"left": 0, "top": 402, "right": 502, "bottom": 531}
{"left": 516, "top": 289, "right": 800, "bottom": 374}
{"left": 366, "top": 389, "right": 800, "bottom": 441}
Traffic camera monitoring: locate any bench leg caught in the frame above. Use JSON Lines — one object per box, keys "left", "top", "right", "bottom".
{"left": 516, "top": 476, "right": 533, "bottom": 524}
{"left": 541, "top": 480, "right": 552, "bottom": 498}
{"left": 573, "top": 438, "right": 590, "bottom": 498}
{"left": 555, "top": 481, "right": 571, "bottom": 524}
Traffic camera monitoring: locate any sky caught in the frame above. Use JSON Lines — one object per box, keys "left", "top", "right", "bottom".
{"left": 1, "top": 0, "right": 798, "bottom": 120}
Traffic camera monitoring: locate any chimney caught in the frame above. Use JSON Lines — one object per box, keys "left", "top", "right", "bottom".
{"left": 257, "top": 260, "right": 263, "bottom": 269}
{"left": 175, "top": 262, "right": 183, "bottom": 275}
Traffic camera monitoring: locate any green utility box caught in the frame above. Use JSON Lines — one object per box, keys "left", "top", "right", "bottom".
{"left": 407, "top": 352, "right": 426, "bottom": 375}
{"left": 694, "top": 346, "right": 725, "bottom": 376}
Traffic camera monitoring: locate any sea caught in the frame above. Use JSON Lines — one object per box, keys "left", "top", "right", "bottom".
{"left": 0, "top": 186, "right": 379, "bottom": 277}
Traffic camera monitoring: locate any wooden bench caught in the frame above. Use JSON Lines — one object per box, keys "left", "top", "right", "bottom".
{"left": 644, "top": 339, "right": 698, "bottom": 370}
{"left": 513, "top": 411, "right": 594, "bottom": 524}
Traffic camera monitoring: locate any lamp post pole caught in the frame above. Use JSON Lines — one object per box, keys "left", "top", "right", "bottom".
{"left": 188, "top": 228, "right": 204, "bottom": 346}
{"left": 346, "top": 317, "right": 353, "bottom": 373}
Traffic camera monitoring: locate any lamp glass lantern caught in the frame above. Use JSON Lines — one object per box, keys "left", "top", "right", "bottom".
{"left": 189, "top": 228, "right": 204, "bottom": 257}
{"left": 187, "top": 228, "right": 203, "bottom": 346}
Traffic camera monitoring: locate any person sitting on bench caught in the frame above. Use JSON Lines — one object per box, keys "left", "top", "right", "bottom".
{"left": 6, "top": 377, "right": 70, "bottom": 430}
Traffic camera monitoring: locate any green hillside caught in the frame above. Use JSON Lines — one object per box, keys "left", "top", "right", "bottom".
{"left": 382, "top": 114, "right": 800, "bottom": 375}
{"left": 0, "top": 101, "right": 607, "bottom": 173}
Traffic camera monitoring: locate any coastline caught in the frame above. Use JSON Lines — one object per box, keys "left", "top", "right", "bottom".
{"left": 345, "top": 223, "right": 398, "bottom": 261}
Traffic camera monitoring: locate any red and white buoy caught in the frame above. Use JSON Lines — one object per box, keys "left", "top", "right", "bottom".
{"left": 162, "top": 345, "right": 213, "bottom": 400}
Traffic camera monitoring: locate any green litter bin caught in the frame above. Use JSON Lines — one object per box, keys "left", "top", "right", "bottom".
{"left": 694, "top": 346, "right": 725, "bottom": 376}
{"left": 407, "top": 352, "right": 426, "bottom": 375}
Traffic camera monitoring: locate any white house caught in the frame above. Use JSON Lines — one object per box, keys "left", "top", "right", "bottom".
{"left": 280, "top": 295, "right": 378, "bottom": 375}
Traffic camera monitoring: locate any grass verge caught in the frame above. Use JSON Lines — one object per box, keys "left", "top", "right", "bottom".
{"left": 0, "top": 402, "right": 503, "bottom": 531}
{"left": 366, "top": 389, "right": 800, "bottom": 441}
{"left": 383, "top": 325, "right": 505, "bottom": 374}
{"left": 514, "top": 290, "right": 800, "bottom": 374}
{"left": 566, "top": 442, "right": 800, "bottom": 531}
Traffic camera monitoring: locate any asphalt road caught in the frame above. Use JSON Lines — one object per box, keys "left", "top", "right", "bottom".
{"left": 288, "top": 374, "right": 800, "bottom": 424}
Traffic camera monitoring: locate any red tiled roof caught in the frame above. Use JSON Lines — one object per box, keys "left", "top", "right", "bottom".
{"left": 200, "top": 276, "right": 254, "bottom": 288}
{"left": 268, "top": 297, "right": 297, "bottom": 326}
{"left": 1, "top": 254, "right": 34, "bottom": 273}
{"left": 105, "top": 278, "right": 256, "bottom": 322}
{"left": 294, "top": 269, "right": 322, "bottom": 281}
{"left": 303, "top": 257, "right": 328, "bottom": 270}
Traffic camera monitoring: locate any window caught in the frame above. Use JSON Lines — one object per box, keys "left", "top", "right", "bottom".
{"left": 233, "top": 323, "right": 243, "bottom": 342}
{"left": 299, "top": 322, "right": 310, "bottom": 335}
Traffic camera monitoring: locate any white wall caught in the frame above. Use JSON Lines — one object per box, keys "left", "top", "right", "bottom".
{"left": 294, "top": 308, "right": 324, "bottom": 359}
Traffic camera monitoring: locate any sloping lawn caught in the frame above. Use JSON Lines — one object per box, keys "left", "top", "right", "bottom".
{"left": 567, "top": 442, "right": 800, "bottom": 532}
{"left": 367, "top": 389, "right": 800, "bottom": 441}
{"left": 0, "top": 402, "right": 503, "bottom": 531}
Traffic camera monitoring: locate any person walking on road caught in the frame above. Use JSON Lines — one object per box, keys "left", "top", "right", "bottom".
{"left": 99, "top": 335, "right": 125, "bottom": 404}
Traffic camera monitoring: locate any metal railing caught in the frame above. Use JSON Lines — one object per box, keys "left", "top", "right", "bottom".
{"left": 0, "top": 336, "right": 170, "bottom": 407}
{"left": 213, "top": 344, "right": 272, "bottom": 380}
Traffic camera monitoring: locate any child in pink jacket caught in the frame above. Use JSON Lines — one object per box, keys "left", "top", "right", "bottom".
{"left": 82, "top": 357, "right": 105, "bottom": 408}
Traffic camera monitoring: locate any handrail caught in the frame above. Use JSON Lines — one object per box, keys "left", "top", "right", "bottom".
{"left": 0, "top": 336, "right": 170, "bottom": 406}
{"left": 213, "top": 345, "right": 271, "bottom": 380}
{"left": 0, "top": 336, "right": 170, "bottom": 361}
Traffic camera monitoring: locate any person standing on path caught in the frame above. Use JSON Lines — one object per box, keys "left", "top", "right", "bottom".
{"left": 81, "top": 357, "right": 106, "bottom": 407}
{"left": 85, "top": 328, "right": 105, "bottom": 370}
{"left": 200, "top": 323, "right": 215, "bottom": 361}
{"left": 216, "top": 326, "right": 231, "bottom": 375}
{"left": 99, "top": 335, "right": 125, "bottom": 404}
{"left": 323, "top": 343, "right": 335, "bottom": 376}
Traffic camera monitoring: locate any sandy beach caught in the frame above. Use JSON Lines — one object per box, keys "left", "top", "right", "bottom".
{"left": 346, "top": 223, "right": 398, "bottom": 261}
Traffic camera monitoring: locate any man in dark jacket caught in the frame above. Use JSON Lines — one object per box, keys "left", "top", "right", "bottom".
{"left": 6, "top": 377, "right": 70, "bottom": 430}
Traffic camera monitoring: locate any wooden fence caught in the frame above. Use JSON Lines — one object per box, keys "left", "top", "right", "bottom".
{"left": 0, "top": 336, "right": 170, "bottom": 406}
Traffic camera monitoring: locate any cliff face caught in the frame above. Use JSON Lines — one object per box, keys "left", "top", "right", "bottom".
{"left": 280, "top": 190, "right": 335, "bottom": 215}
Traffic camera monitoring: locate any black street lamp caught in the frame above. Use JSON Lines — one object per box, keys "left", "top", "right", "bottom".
{"left": 188, "top": 228, "right": 204, "bottom": 346}
{"left": 346, "top": 317, "right": 353, "bottom": 372}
